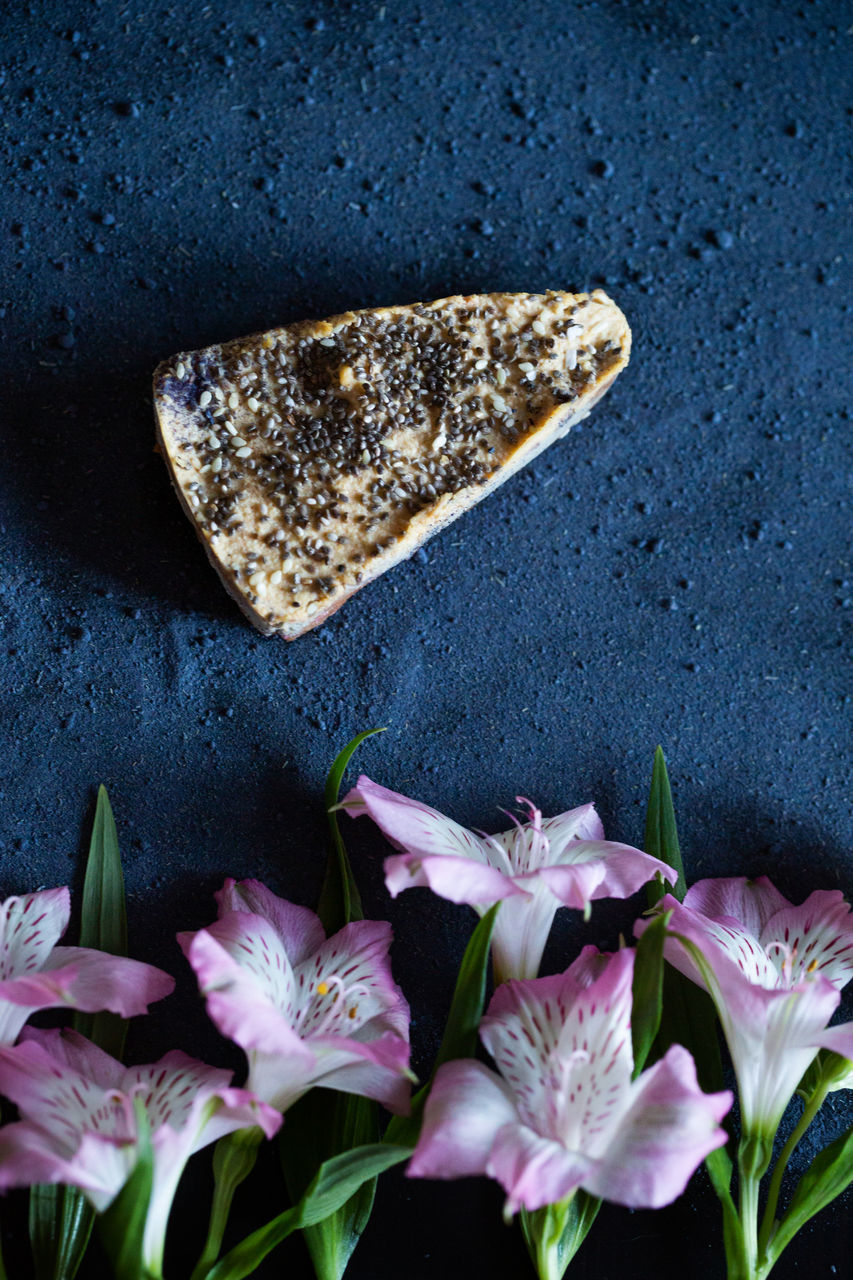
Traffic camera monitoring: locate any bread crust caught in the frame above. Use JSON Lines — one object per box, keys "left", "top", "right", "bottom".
{"left": 154, "top": 290, "right": 630, "bottom": 638}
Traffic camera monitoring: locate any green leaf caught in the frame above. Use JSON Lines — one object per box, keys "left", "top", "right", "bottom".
{"left": 317, "top": 728, "right": 384, "bottom": 932}
{"left": 644, "top": 747, "right": 686, "bottom": 904}
{"left": 280, "top": 1090, "right": 379, "bottom": 1280}
{"left": 76, "top": 785, "right": 129, "bottom": 1057}
{"left": 28, "top": 1187, "right": 94, "bottom": 1280}
{"left": 631, "top": 911, "right": 669, "bottom": 1077}
{"left": 704, "top": 1145, "right": 745, "bottom": 1269}
{"left": 521, "top": 1191, "right": 601, "bottom": 1280}
{"left": 385, "top": 902, "right": 500, "bottom": 1148}
{"left": 30, "top": 786, "right": 129, "bottom": 1280}
{"left": 207, "top": 1145, "right": 411, "bottom": 1280}
{"left": 98, "top": 1100, "right": 156, "bottom": 1280}
{"left": 282, "top": 730, "right": 384, "bottom": 1280}
{"left": 766, "top": 1122, "right": 853, "bottom": 1266}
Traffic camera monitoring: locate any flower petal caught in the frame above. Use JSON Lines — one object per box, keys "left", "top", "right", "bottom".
{"left": 42, "top": 947, "right": 175, "bottom": 1015}
{"left": 0, "top": 888, "right": 70, "bottom": 976}
{"left": 0, "top": 1122, "right": 133, "bottom": 1211}
{"left": 482, "top": 949, "right": 635, "bottom": 1149}
{"left": 214, "top": 879, "right": 326, "bottom": 967}
{"left": 580, "top": 1045, "right": 731, "bottom": 1208}
{"left": 684, "top": 877, "right": 790, "bottom": 938}
{"left": 407, "top": 1059, "right": 519, "bottom": 1181}
{"left": 487, "top": 1123, "right": 591, "bottom": 1213}
{"left": 179, "top": 921, "right": 313, "bottom": 1063}
{"left": 0, "top": 1028, "right": 126, "bottom": 1117}
{"left": 297, "top": 919, "right": 410, "bottom": 1042}
{"left": 761, "top": 891, "right": 853, "bottom": 990}
{"left": 537, "top": 841, "right": 673, "bottom": 911}
{"left": 489, "top": 885, "right": 558, "bottom": 982}
{"left": 341, "top": 776, "right": 495, "bottom": 867}
{"left": 384, "top": 852, "right": 524, "bottom": 907}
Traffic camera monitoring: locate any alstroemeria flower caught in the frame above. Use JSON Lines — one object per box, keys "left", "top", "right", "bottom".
{"left": 0, "top": 887, "right": 174, "bottom": 1044}
{"left": 409, "top": 946, "right": 731, "bottom": 1215}
{"left": 179, "top": 878, "right": 412, "bottom": 1114}
{"left": 637, "top": 877, "right": 853, "bottom": 1137}
{"left": 0, "top": 1027, "right": 280, "bottom": 1276}
{"left": 340, "top": 777, "right": 673, "bottom": 981}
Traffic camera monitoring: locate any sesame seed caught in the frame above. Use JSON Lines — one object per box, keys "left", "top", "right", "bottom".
{"left": 175, "top": 361, "right": 186, "bottom": 379}
{"left": 235, "top": 446, "right": 252, "bottom": 458}
{"left": 247, "top": 396, "right": 260, "bottom": 413}
{"left": 199, "top": 390, "right": 212, "bottom": 408}
{"left": 228, "top": 392, "right": 239, "bottom": 410}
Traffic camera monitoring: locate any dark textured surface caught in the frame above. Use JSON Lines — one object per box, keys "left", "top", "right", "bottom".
{"left": 1, "top": 0, "right": 851, "bottom": 1275}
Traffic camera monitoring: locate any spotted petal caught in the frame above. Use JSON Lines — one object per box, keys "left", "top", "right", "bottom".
{"left": 407, "top": 1059, "right": 519, "bottom": 1181}
{"left": 215, "top": 879, "right": 326, "bottom": 967}
{"left": 408, "top": 948, "right": 729, "bottom": 1215}
{"left": 642, "top": 888, "right": 848, "bottom": 1134}
{"left": 181, "top": 884, "right": 412, "bottom": 1117}
{"left": 178, "top": 917, "right": 313, "bottom": 1064}
{"left": 0, "top": 1028, "right": 280, "bottom": 1272}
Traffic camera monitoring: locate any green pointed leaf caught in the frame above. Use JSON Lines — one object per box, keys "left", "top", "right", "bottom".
{"left": 207, "top": 1145, "right": 411, "bottom": 1280}
{"left": 30, "top": 786, "right": 130, "bottom": 1280}
{"left": 76, "top": 785, "right": 129, "bottom": 1058}
{"left": 98, "top": 1100, "right": 155, "bottom": 1280}
{"left": 317, "top": 728, "right": 384, "bottom": 932}
{"left": 644, "top": 747, "right": 686, "bottom": 904}
{"left": 631, "top": 911, "right": 670, "bottom": 1077}
{"left": 766, "top": 1122, "right": 853, "bottom": 1266}
{"left": 385, "top": 903, "right": 500, "bottom": 1148}
{"left": 282, "top": 730, "right": 384, "bottom": 1280}
{"left": 28, "top": 1186, "right": 94, "bottom": 1280}
{"left": 280, "top": 1090, "right": 379, "bottom": 1280}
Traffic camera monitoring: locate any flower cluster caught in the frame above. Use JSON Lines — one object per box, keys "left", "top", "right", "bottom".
{"left": 0, "top": 761, "right": 850, "bottom": 1280}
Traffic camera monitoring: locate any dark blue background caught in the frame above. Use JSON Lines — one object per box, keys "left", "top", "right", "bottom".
{"left": 1, "top": 0, "right": 851, "bottom": 1275}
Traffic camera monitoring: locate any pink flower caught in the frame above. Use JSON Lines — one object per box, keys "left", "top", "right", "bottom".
{"left": 638, "top": 877, "right": 853, "bottom": 1135}
{"left": 179, "top": 879, "right": 412, "bottom": 1115}
{"left": 409, "top": 946, "right": 731, "bottom": 1215}
{"left": 0, "top": 1028, "right": 280, "bottom": 1276}
{"left": 0, "top": 887, "right": 174, "bottom": 1045}
{"left": 340, "top": 777, "right": 673, "bottom": 980}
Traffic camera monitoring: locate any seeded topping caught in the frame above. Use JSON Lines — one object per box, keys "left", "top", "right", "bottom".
{"left": 154, "top": 289, "right": 630, "bottom": 637}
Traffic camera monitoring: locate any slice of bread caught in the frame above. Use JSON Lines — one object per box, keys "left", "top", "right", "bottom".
{"left": 154, "top": 289, "right": 630, "bottom": 638}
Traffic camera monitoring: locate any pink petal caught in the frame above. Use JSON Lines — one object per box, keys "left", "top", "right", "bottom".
{"left": 43, "top": 947, "right": 175, "bottom": 1015}
{"left": 384, "top": 852, "right": 524, "bottom": 906}
{"left": 180, "top": 924, "right": 314, "bottom": 1063}
{"left": 0, "top": 1122, "right": 132, "bottom": 1210}
{"left": 581, "top": 1045, "right": 731, "bottom": 1208}
{"left": 481, "top": 949, "right": 635, "bottom": 1136}
{"left": 760, "top": 891, "right": 853, "bottom": 990}
{"left": 539, "top": 802, "right": 605, "bottom": 847}
{"left": 537, "top": 842, "right": 673, "bottom": 911}
{"left": 407, "top": 1059, "right": 518, "bottom": 1180}
{"left": 487, "top": 1123, "right": 591, "bottom": 1213}
{"left": 214, "top": 879, "right": 326, "bottom": 967}
{"left": 0, "top": 888, "right": 71, "bottom": 973}
{"left": 297, "top": 919, "right": 410, "bottom": 1042}
{"left": 342, "top": 776, "right": 495, "bottom": 866}
{"left": 684, "top": 877, "right": 790, "bottom": 937}
{"left": 816, "top": 1021, "right": 853, "bottom": 1064}
{"left": 0, "top": 1028, "right": 126, "bottom": 1114}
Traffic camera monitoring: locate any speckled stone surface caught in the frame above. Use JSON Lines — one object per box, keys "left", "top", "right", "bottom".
{"left": 1, "top": 1, "right": 851, "bottom": 1276}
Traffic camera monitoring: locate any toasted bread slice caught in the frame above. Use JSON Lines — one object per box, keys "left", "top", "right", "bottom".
{"left": 154, "top": 290, "right": 630, "bottom": 638}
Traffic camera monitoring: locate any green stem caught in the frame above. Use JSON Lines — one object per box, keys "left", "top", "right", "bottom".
{"left": 190, "top": 1129, "right": 263, "bottom": 1280}
{"left": 756, "top": 1082, "right": 830, "bottom": 1263}
{"left": 737, "top": 1133, "right": 772, "bottom": 1278}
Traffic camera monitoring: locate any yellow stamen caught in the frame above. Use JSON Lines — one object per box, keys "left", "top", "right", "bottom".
{"left": 348, "top": 1006, "right": 358, "bottom": 1019}
{"left": 807, "top": 958, "right": 818, "bottom": 973}
{"left": 317, "top": 981, "right": 330, "bottom": 995}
